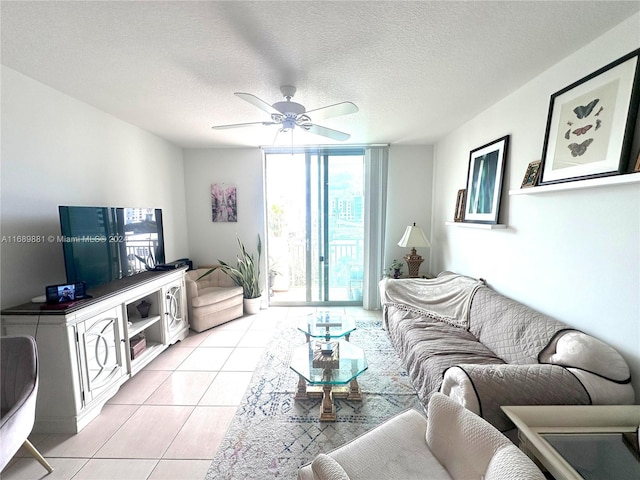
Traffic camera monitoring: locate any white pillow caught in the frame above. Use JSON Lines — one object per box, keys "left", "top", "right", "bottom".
{"left": 548, "top": 331, "right": 630, "bottom": 382}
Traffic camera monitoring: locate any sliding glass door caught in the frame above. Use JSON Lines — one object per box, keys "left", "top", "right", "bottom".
{"left": 265, "top": 148, "right": 364, "bottom": 305}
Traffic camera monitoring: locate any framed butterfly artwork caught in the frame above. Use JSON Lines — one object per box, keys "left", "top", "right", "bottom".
{"left": 464, "top": 135, "right": 509, "bottom": 224}
{"left": 539, "top": 48, "right": 640, "bottom": 185}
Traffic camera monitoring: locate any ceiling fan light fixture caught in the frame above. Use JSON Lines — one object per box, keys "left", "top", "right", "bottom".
{"left": 212, "top": 85, "right": 357, "bottom": 142}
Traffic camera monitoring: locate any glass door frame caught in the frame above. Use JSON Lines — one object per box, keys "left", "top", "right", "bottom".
{"left": 265, "top": 146, "right": 365, "bottom": 307}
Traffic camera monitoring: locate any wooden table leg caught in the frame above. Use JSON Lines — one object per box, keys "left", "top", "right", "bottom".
{"left": 319, "top": 384, "right": 336, "bottom": 421}
{"left": 294, "top": 375, "right": 309, "bottom": 400}
{"left": 347, "top": 377, "right": 362, "bottom": 401}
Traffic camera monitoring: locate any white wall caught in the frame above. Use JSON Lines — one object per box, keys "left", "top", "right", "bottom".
{"left": 183, "top": 146, "right": 434, "bottom": 299}
{"left": 384, "top": 145, "right": 434, "bottom": 278}
{"left": 431, "top": 14, "right": 640, "bottom": 399}
{"left": 0, "top": 66, "right": 189, "bottom": 308}
{"left": 182, "top": 148, "right": 266, "bottom": 275}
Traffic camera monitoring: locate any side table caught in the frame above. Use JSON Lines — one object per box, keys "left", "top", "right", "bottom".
{"left": 502, "top": 404, "right": 640, "bottom": 480}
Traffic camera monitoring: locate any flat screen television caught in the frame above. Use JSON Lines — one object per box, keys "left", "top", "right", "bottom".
{"left": 59, "top": 206, "right": 165, "bottom": 289}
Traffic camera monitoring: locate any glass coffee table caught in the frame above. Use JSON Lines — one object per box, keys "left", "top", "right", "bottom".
{"left": 290, "top": 339, "right": 368, "bottom": 421}
{"left": 298, "top": 311, "right": 356, "bottom": 342}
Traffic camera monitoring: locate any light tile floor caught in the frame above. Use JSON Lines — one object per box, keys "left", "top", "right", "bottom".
{"left": 2, "top": 306, "right": 378, "bottom": 480}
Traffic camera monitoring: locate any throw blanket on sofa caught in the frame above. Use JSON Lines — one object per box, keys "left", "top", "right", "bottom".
{"left": 380, "top": 274, "right": 483, "bottom": 329}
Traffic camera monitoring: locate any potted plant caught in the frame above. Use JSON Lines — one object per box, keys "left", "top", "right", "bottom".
{"left": 267, "top": 259, "right": 280, "bottom": 298}
{"left": 198, "top": 234, "right": 263, "bottom": 314}
{"left": 388, "top": 259, "right": 404, "bottom": 279}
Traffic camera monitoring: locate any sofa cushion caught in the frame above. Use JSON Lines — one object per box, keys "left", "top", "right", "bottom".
{"left": 191, "top": 286, "right": 243, "bottom": 307}
{"left": 323, "top": 409, "right": 452, "bottom": 480}
{"left": 542, "top": 331, "right": 630, "bottom": 382}
{"left": 468, "top": 287, "right": 568, "bottom": 364}
{"left": 385, "top": 306, "right": 504, "bottom": 407}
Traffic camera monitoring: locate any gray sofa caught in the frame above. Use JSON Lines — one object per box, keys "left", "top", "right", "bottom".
{"left": 380, "top": 272, "right": 635, "bottom": 431}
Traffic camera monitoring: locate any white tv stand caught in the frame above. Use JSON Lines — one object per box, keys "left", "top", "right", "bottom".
{"left": 1, "top": 268, "right": 189, "bottom": 433}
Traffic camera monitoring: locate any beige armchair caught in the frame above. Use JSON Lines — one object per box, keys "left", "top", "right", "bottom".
{"left": 185, "top": 268, "right": 244, "bottom": 332}
{"left": 298, "top": 393, "right": 544, "bottom": 480}
{"left": 1, "top": 335, "right": 54, "bottom": 474}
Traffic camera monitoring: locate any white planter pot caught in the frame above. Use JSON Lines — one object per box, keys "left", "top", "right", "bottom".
{"left": 243, "top": 297, "right": 261, "bottom": 315}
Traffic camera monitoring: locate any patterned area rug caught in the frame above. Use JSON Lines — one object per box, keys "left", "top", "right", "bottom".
{"left": 205, "top": 314, "right": 423, "bottom": 479}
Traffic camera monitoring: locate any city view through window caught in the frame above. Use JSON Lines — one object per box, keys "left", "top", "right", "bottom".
{"left": 265, "top": 150, "right": 364, "bottom": 304}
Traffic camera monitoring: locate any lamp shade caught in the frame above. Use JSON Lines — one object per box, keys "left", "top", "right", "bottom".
{"left": 397, "top": 223, "right": 431, "bottom": 248}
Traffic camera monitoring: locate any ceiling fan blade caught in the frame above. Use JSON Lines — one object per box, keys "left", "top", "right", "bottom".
{"left": 212, "top": 121, "right": 277, "bottom": 130}
{"left": 304, "top": 123, "right": 351, "bottom": 141}
{"left": 235, "top": 92, "right": 281, "bottom": 115}
{"left": 305, "top": 101, "right": 358, "bottom": 120}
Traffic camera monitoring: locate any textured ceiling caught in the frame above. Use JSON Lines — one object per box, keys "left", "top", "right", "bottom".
{"left": 2, "top": 1, "right": 639, "bottom": 148}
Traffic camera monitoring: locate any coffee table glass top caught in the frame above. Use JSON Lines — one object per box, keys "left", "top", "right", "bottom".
{"left": 298, "top": 312, "right": 356, "bottom": 339}
{"left": 290, "top": 340, "right": 367, "bottom": 385}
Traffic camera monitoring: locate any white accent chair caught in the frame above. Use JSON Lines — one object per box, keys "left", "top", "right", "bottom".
{"left": 298, "top": 393, "right": 544, "bottom": 480}
{"left": 185, "top": 267, "right": 244, "bottom": 332}
{"left": 0, "top": 335, "right": 54, "bottom": 474}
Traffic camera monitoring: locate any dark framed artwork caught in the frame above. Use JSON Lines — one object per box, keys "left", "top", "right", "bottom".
{"left": 454, "top": 189, "right": 466, "bottom": 222}
{"left": 211, "top": 183, "right": 237, "bottom": 222}
{"left": 521, "top": 160, "right": 541, "bottom": 188}
{"left": 464, "top": 135, "right": 509, "bottom": 224}
{"left": 539, "top": 49, "right": 640, "bottom": 185}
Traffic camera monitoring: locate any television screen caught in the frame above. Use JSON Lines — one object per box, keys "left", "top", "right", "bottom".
{"left": 118, "top": 207, "right": 165, "bottom": 277}
{"left": 59, "top": 206, "right": 165, "bottom": 289}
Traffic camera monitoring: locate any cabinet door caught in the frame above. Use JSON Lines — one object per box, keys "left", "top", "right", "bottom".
{"left": 77, "top": 308, "right": 125, "bottom": 405}
{"left": 163, "top": 278, "right": 188, "bottom": 342}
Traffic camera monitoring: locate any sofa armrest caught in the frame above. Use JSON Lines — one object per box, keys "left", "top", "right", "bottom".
{"left": 539, "top": 330, "right": 631, "bottom": 382}
{"left": 309, "top": 455, "right": 351, "bottom": 480}
{"left": 441, "top": 364, "right": 591, "bottom": 432}
{"left": 184, "top": 273, "right": 200, "bottom": 301}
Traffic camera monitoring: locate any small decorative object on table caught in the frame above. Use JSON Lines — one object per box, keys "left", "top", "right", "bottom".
{"left": 312, "top": 341, "right": 340, "bottom": 369}
{"left": 397, "top": 223, "right": 431, "bottom": 278}
{"left": 136, "top": 300, "right": 151, "bottom": 318}
{"left": 387, "top": 259, "right": 404, "bottom": 279}
{"left": 316, "top": 312, "right": 343, "bottom": 328}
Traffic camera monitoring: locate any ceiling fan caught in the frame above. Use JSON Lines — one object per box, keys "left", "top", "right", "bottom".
{"left": 212, "top": 85, "right": 358, "bottom": 141}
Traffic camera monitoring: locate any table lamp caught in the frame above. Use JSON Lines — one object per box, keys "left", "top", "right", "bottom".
{"left": 397, "top": 223, "right": 430, "bottom": 278}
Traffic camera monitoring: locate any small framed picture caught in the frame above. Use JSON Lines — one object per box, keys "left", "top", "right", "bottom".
{"left": 211, "top": 183, "right": 237, "bottom": 222}
{"left": 521, "top": 161, "right": 541, "bottom": 188}
{"left": 464, "top": 135, "right": 509, "bottom": 224}
{"left": 539, "top": 48, "right": 640, "bottom": 185}
{"left": 454, "top": 189, "right": 466, "bottom": 222}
